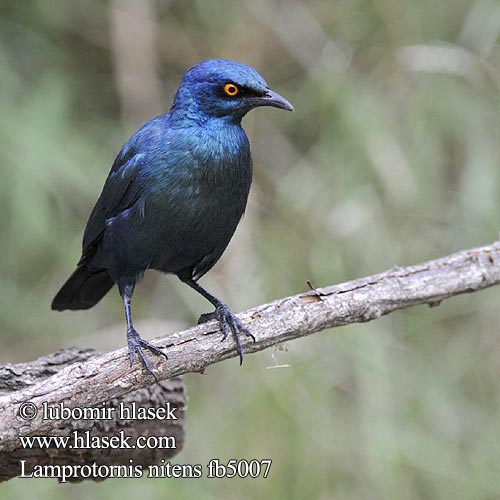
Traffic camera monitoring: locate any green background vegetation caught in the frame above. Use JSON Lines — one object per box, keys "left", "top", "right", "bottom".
{"left": 2, "top": 0, "right": 500, "bottom": 498}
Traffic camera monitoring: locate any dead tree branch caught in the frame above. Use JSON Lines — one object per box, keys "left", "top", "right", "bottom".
{"left": 1, "top": 241, "right": 500, "bottom": 461}
{"left": 0, "top": 348, "right": 186, "bottom": 482}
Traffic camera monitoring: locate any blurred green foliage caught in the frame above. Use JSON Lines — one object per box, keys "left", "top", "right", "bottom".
{"left": 2, "top": 0, "right": 500, "bottom": 498}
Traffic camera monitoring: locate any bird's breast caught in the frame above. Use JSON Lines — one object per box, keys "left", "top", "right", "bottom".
{"left": 139, "top": 124, "right": 253, "bottom": 275}
{"left": 144, "top": 122, "right": 253, "bottom": 236}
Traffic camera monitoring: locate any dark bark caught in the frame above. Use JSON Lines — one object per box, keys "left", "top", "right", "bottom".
{"left": 0, "top": 348, "right": 186, "bottom": 482}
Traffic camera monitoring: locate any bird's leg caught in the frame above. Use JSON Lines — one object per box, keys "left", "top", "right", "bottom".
{"left": 120, "top": 282, "right": 168, "bottom": 381}
{"left": 184, "top": 278, "right": 255, "bottom": 364}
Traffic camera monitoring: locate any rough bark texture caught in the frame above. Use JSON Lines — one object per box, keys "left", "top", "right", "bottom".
{"left": 1, "top": 241, "right": 500, "bottom": 481}
{"left": 0, "top": 348, "right": 186, "bottom": 482}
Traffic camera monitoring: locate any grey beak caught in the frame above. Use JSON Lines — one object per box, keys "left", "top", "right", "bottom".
{"left": 252, "top": 88, "right": 294, "bottom": 112}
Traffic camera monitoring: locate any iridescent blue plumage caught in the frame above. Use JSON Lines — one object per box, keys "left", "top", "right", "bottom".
{"left": 52, "top": 59, "right": 293, "bottom": 378}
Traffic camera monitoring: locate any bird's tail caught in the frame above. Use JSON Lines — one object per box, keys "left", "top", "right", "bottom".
{"left": 52, "top": 266, "right": 114, "bottom": 311}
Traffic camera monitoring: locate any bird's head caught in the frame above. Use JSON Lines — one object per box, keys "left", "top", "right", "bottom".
{"left": 170, "top": 59, "right": 293, "bottom": 123}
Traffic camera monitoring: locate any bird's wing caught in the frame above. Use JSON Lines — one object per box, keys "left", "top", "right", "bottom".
{"left": 79, "top": 114, "right": 171, "bottom": 264}
{"left": 80, "top": 147, "right": 144, "bottom": 262}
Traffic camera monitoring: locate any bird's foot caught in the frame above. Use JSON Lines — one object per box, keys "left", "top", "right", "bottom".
{"left": 127, "top": 327, "right": 168, "bottom": 382}
{"left": 198, "top": 304, "right": 255, "bottom": 364}
{"left": 198, "top": 311, "right": 217, "bottom": 324}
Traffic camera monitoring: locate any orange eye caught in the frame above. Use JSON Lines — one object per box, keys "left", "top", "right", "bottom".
{"left": 224, "top": 83, "right": 239, "bottom": 96}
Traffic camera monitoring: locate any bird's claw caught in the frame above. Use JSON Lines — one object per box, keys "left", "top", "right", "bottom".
{"left": 206, "top": 304, "right": 255, "bottom": 364}
{"left": 198, "top": 311, "right": 217, "bottom": 324}
{"left": 127, "top": 328, "right": 168, "bottom": 382}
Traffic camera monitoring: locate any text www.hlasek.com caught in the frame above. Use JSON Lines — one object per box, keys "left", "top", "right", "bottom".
{"left": 17, "top": 400, "right": 272, "bottom": 481}
{"left": 19, "top": 430, "right": 175, "bottom": 450}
